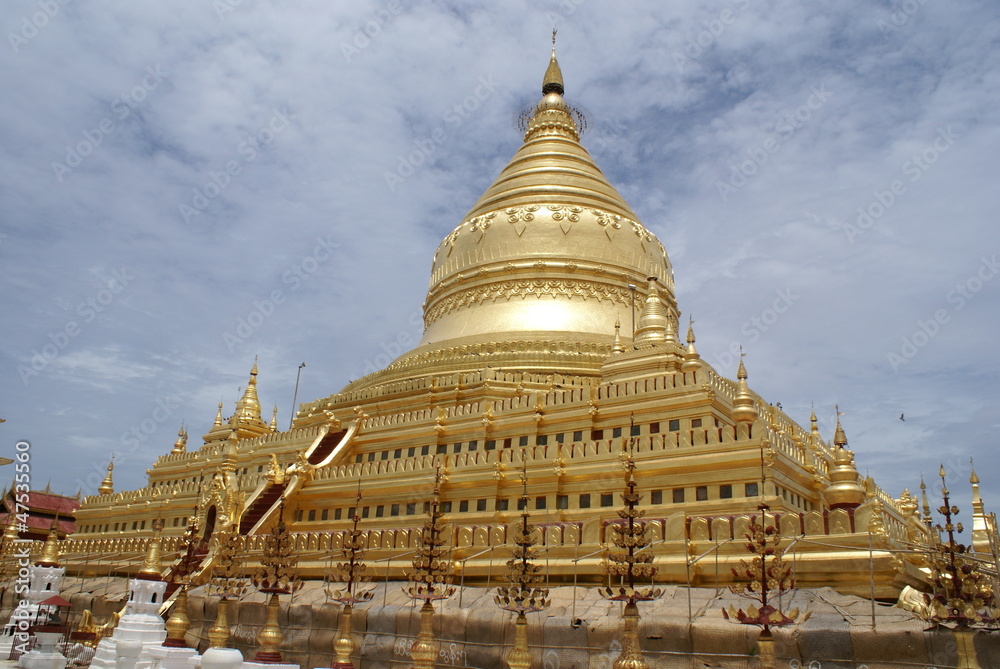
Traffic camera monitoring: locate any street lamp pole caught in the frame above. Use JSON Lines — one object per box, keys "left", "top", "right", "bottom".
{"left": 289, "top": 363, "right": 305, "bottom": 430}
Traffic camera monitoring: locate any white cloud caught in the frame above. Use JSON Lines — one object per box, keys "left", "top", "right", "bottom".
{"left": 0, "top": 1, "right": 997, "bottom": 519}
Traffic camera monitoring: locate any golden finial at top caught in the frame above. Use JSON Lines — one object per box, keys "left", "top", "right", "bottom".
{"left": 736, "top": 347, "right": 748, "bottom": 380}
{"left": 543, "top": 29, "right": 563, "bottom": 95}
{"left": 833, "top": 405, "right": 847, "bottom": 448}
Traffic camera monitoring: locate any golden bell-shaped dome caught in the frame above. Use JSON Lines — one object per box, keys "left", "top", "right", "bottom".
{"left": 346, "top": 46, "right": 674, "bottom": 392}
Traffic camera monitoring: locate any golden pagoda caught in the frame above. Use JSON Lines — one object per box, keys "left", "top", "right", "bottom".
{"left": 65, "top": 43, "right": 941, "bottom": 601}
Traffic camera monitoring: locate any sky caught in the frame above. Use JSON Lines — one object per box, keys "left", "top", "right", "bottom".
{"left": 1, "top": 1, "right": 998, "bottom": 525}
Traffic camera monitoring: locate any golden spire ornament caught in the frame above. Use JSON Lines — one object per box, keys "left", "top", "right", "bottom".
{"left": 171, "top": 425, "right": 188, "bottom": 454}
{"left": 495, "top": 457, "right": 550, "bottom": 669}
{"left": 598, "top": 445, "right": 662, "bottom": 669}
{"left": 206, "top": 523, "right": 247, "bottom": 649}
{"left": 326, "top": 483, "right": 374, "bottom": 669}
{"left": 98, "top": 457, "right": 115, "bottom": 495}
{"left": 251, "top": 500, "right": 302, "bottom": 664}
{"left": 37, "top": 520, "right": 62, "bottom": 567}
{"left": 137, "top": 518, "right": 164, "bottom": 580}
{"left": 405, "top": 467, "right": 455, "bottom": 669}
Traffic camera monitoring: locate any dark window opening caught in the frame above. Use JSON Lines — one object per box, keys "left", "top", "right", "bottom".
{"left": 600, "top": 493, "right": 614, "bottom": 507}
{"left": 691, "top": 418, "right": 703, "bottom": 428}
{"left": 669, "top": 419, "right": 680, "bottom": 431}
{"left": 673, "top": 488, "right": 685, "bottom": 503}
{"left": 649, "top": 422, "right": 660, "bottom": 433}
{"left": 696, "top": 486, "right": 708, "bottom": 501}
{"left": 720, "top": 484, "right": 733, "bottom": 499}
{"left": 537, "top": 435, "right": 548, "bottom": 445}
{"left": 579, "top": 494, "right": 591, "bottom": 509}
{"left": 496, "top": 499, "right": 509, "bottom": 511}
{"left": 746, "top": 482, "right": 759, "bottom": 497}
{"left": 536, "top": 496, "right": 547, "bottom": 510}
{"left": 476, "top": 499, "right": 487, "bottom": 511}
{"left": 612, "top": 427, "right": 623, "bottom": 438}
{"left": 630, "top": 425, "right": 641, "bottom": 436}
{"left": 592, "top": 429, "right": 604, "bottom": 440}
{"left": 557, "top": 495, "right": 568, "bottom": 510}
{"left": 459, "top": 500, "right": 469, "bottom": 512}
{"left": 651, "top": 490, "right": 663, "bottom": 505}
{"left": 391, "top": 504, "right": 399, "bottom": 516}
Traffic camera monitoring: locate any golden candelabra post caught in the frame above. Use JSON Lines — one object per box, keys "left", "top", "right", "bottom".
{"left": 164, "top": 511, "right": 201, "bottom": 648}
{"left": 326, "top": 483, "right": 374, "bottom": 669}
{"left": 494, "top": 456, "right": 550, "bottom": 669}
{"left": 722, "top": 502, "right": 805, "bottom": 669}
{"left": 206, "top": 523, "right": 248, "bottom": 649}
{"left": 405, "top": 467, "right": 456, "bottom": 669}
{"left": 915, "top": 466, "right": 998, "bottom": 669}
{"left": 598, "top": 447, "right": 662, "bottom": 669}
{"left": 251, "top": 500, "right": 302, "bottom": 664}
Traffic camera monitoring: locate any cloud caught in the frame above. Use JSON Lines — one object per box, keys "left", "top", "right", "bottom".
{"left": 1, "top": 1, "right": 998, "bottom": 519}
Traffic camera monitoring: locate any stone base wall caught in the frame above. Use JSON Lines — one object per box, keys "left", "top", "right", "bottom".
{"left": 2, "top": 579, "right": 998, "bottom": 668}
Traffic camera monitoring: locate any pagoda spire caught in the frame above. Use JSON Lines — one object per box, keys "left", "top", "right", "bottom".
{"left": 632, "top": 277, "right": 669, "bottom": 346}
{"left": 732, "top": 351, "right": 757, "bottom": 425}
{"left": 522, "top": 33, "right": 582, "bottom": 144}
{"left": 970, "top": 459, "right": 991, "bottom": 554}
{"left": 920, "top": 476, "right": 933, "bottom": 524}
{"left": 233, "top": 359, "right": 263, "bottom": 424}
{"left": 681, "top": 318, "right": 702, "bottom": 373}
{"left": 171, "top": 424, "right": 188, "bottom": 454}
{"left": 542, "top": 29, "right": 563, "bottom": 95}
{"left": 213, "top": 400, "right": 224, "bottom": 427}
{"left": 611, "top": 318, "right": 625, "bottom": 354}
{"left": 823, "top": 412, "right": 865, "bottom": 509}
{"left": 270, "top": 404, "right": 279, "bottom": 431}
{"left": 833, "top": 405, "right": 847, "bottom": 448}
{"left": 98, "top": 456, "right": 115, "bottom": 495}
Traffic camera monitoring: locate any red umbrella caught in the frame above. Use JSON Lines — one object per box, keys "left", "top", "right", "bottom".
{"left": 38, "top": 595, "right": 71, "bottom": 608}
